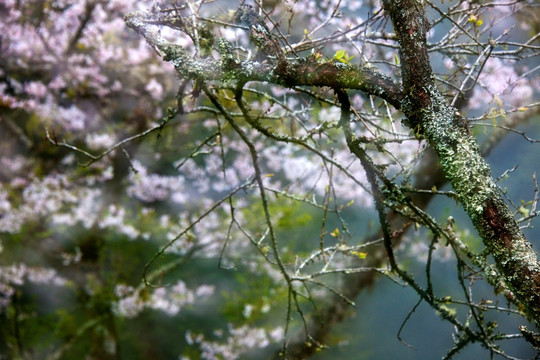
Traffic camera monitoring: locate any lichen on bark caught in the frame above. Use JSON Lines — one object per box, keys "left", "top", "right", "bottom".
{"left": 383, "top": 1, "right": 540, "bottom": 325}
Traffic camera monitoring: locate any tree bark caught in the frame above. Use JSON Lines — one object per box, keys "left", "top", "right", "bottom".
{"left": 382, "top": 0, "right": 540, "bottom": 324}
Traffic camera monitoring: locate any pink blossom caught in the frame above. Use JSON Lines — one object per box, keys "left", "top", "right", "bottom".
{"left": 85, "top": 132, "right": 118, "bottom": 150}
{"left": 469, "top": 58, "right": 534, "bottom": 109}
{"left": 145, "top": 78, "right": 164, "bottom": 101}
{"left": 25, "top": 81, "right": 48, "bottom": 98}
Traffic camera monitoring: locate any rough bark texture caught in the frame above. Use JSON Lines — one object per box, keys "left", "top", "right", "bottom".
{"left": 124, "top": 12, "right": 403, "bottom": 109}
{"left": 382, "top": 0, "right": 540, "bottom": 324}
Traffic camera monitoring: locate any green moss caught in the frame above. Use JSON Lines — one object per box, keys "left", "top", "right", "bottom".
{"left": 217, "top": 38, "right": 234, "bottom": 59}
{"left": 422, "top": 86, "right": 495, "bottom": 223}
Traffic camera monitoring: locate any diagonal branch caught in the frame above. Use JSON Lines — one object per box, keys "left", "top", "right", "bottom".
{"left": 124, "top": 3, "right": 540, "bottom": 356}
{"left": 382, "top": 0, "right": 540, "bottom": 325}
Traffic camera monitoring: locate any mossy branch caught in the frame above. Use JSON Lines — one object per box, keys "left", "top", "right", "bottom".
{"left": 123, "top": 11, "right": 403, "bottom": 108}
{"left": 383, "top": 0, "right": 540, "bottom": 325}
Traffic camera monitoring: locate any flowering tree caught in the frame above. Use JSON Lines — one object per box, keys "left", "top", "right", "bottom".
{"left": 1, "top": 0, "right": 540, "bottom": 359}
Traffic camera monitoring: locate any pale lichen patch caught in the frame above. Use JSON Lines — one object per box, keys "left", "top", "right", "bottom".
{"left": 421, "top": 86, "right": 495, "bottom": 222}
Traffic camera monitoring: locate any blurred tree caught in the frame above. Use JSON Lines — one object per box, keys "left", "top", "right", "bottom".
{"left": 1, "top": 0, "right": 540, "bottom": 359}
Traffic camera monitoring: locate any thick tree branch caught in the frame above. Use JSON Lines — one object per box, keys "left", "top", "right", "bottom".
{"left": 382, "top": 0, "right": 540, "bottom": 325}
{"left": 123, "top": 11, "right": 403, "bottom": 109}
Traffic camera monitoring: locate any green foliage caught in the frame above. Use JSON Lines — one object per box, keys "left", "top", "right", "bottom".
{"left": 276, "top": 202, "right": 313, "bottom": 229}
{"left": 332, "top": 50, "right": 355, "bottom": 64}
{"left": 519, "top": 200, "right": 532, "bottom": 217}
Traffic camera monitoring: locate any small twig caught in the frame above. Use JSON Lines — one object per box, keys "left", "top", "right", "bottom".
{"left": 142, "top": 176, "right": 255, "bottom": 286}
{"left": 397, "top": 298, "right": 421, "bottom": 350}
{"left": 46, "top": 110, "right": 175, "bottom": 167}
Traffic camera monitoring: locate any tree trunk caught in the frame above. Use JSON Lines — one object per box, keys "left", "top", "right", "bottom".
{"left": 382, "top": 0, "right": 540, "bottom": 324}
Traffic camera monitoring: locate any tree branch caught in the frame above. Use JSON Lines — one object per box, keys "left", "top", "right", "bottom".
{"left": 123, "top": 3, "right": 540, "bottom": 356}
{"left": 123, "top": 11, "right": 403, "bottom": 109}
{"left": 382, "top": 0, "right": 540, "bottom": 325}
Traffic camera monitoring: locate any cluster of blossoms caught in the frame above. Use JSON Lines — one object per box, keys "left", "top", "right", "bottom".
{"left": 0, "top": 264, "right": 67, "bottom": 309}
{"left": 0, "top": 173, "right": 87, "bottom": 233}
{"left": 114, "top": 281, "right": 215, "bottom": 318}
{"left": 184, "top": 325, "right": 284, "bottom": 360}
{"left": 1, "top": 0, "right": 150, "bottom": 125}
{"left": 467, "top": 58, "right": 535, "bottom": 110}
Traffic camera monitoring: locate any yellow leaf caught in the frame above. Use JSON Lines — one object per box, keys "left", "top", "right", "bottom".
{"left": 487, "top": 107, "right": 498, "bottom": 126}
{"left": 494, "top": 94, "right": 503, "bottom": 108}
{"left": 330, "top": 228, "right": 340, "bottom": 237}
{"left": 439, "top": 305, "right": 457, "bottom": 317}
{"left": 357, "top": 252, "right": 367, "bottom": 259}
{"left": 519, "top": 206, "right": 530, "bottom": 217}
{"left": 334, "top": 49, "right": 345, "bottom": 59}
